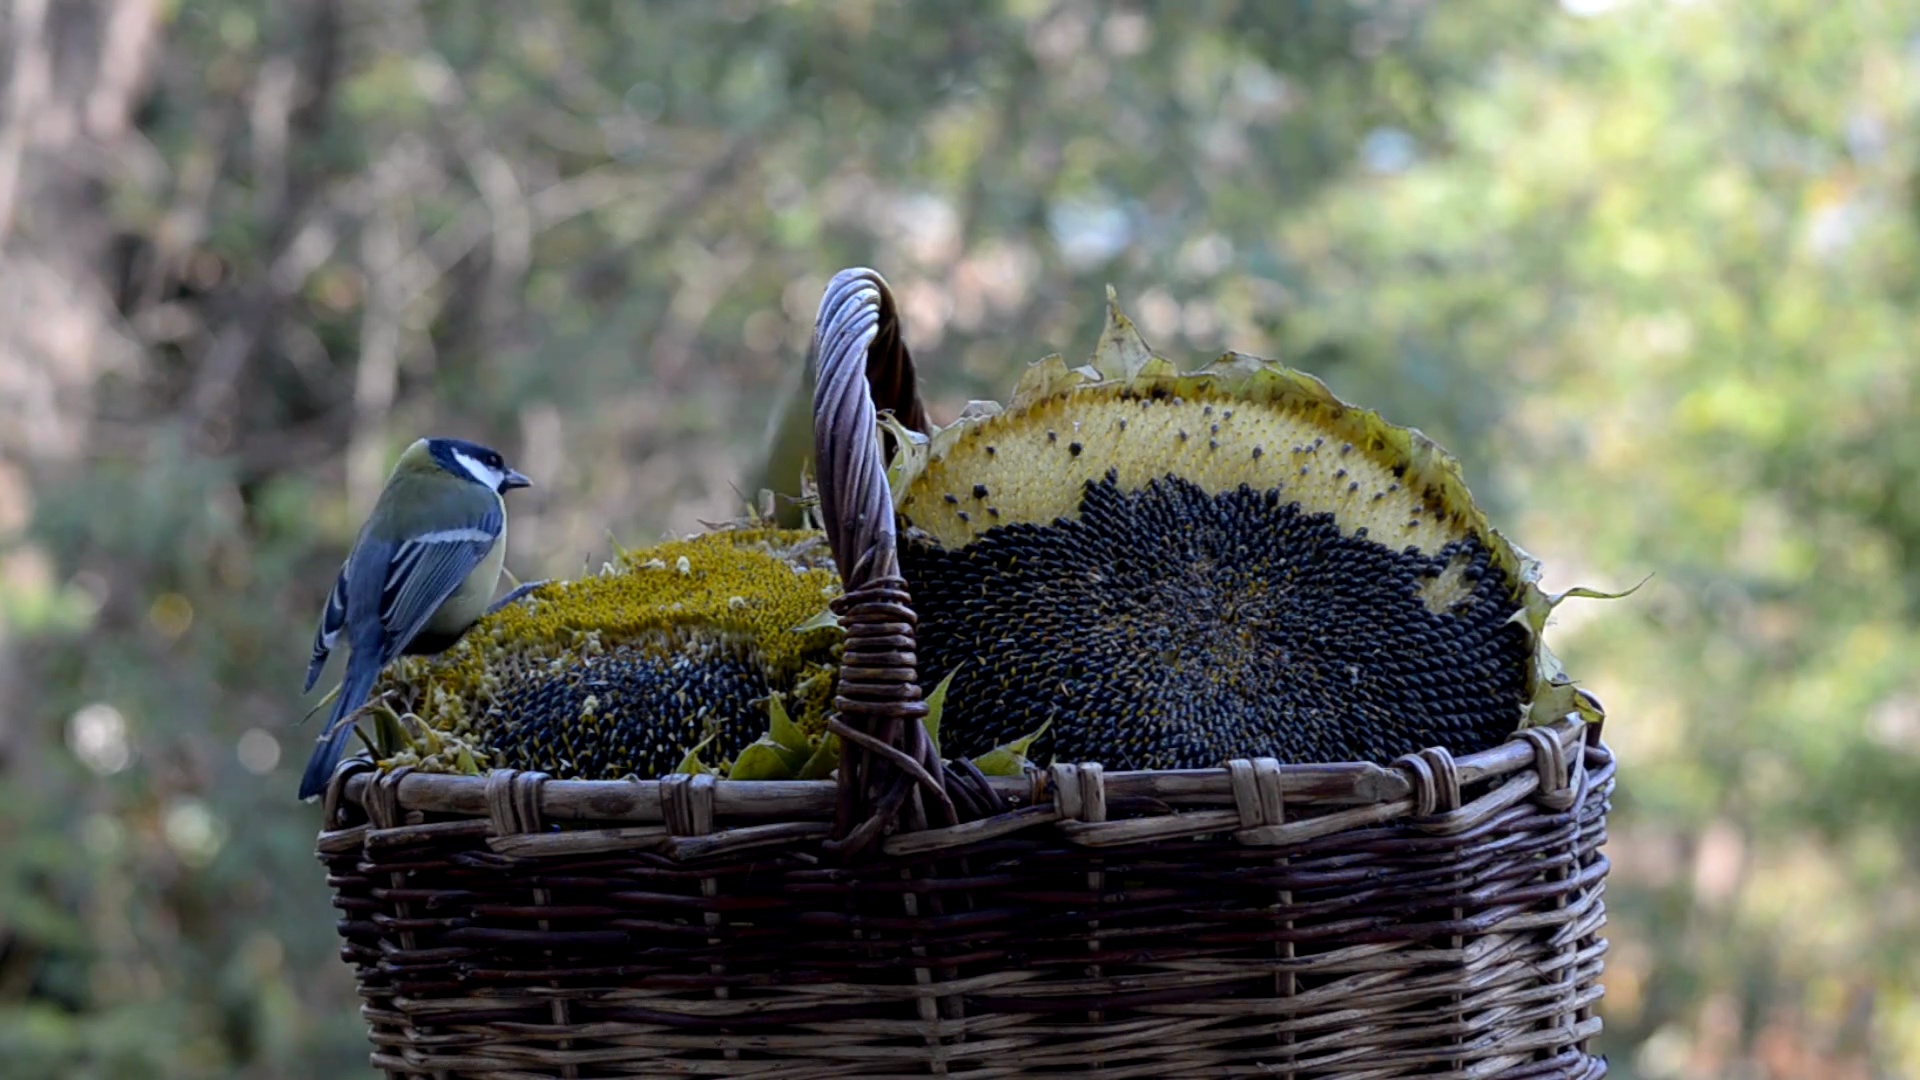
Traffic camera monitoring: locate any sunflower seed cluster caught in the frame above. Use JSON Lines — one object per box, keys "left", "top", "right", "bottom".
{"left": 904, "top": 474, "right": 1529, "bottom": 769}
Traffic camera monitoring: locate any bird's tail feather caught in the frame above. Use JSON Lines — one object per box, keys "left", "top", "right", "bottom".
{"left": 298, "top": 659, "right": 380, "bottom": 801}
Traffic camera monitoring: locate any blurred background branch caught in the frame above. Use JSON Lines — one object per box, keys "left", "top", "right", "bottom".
{"left": 1, "top": 2, "right": 1917, "bottom": 1077}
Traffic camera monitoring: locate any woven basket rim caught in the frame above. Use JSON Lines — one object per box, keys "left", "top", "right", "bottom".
{"left": 327, "top": 714, "right": 1598, "bottom": 842}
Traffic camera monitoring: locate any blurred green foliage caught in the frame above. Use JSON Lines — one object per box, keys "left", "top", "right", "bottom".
{"left": 0, "top": 1, "right": 1915, "bottom": 1077}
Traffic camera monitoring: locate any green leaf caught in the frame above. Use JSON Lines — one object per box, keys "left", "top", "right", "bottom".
{"left": 920, "top": 667, "right": 960, "bottom": 755}
{"left": 796, "top": 732, "right": 841, "bottom": 780}
{"left": 299, "top": 682, "right": 339, "bottom": 727}
{"left": 674, "top": 732, "right": 718, "bottom": 776}
{"left": 767, "top": 693, "right": 810, "bottom": 754}
{"left": 727, "top": 737, "right": 797, "bottom": 781}
{"left": 880, "top": 412, "right": 931, "bottom": 506}
{"left": 789, "top": 607, "right": 842, "bottom": 635}
{"left": 370, "top": 703, "right": 410, "bottom": 759}
{"left": 971, "top": 719, "right": 1051, "bottom": 777}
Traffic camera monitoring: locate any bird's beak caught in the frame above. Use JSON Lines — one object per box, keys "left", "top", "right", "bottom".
{"left": 501, "top": 469, "right": 532, "bottom": 491}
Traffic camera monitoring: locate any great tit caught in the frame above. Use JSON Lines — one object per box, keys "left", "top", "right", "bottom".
{"left": 297, "top": 436, "right": 531, "bottom": 800}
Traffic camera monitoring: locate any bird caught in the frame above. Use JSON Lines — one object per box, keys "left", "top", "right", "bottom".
{"left": 298, "top": 437, "right": 531, "bottom": 800}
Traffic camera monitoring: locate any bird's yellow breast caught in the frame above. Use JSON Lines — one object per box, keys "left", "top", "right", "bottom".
{"left": 425, "top": 517, "right": 507, "bottom": 636}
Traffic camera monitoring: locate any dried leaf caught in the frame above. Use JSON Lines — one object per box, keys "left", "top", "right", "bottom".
{"left": 1090, "top": 284, "right": 1155, "bottom": 381}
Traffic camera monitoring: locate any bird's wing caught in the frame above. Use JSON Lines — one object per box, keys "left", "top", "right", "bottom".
{"left": 375, "top": 500, "right": 505, "bottom": 664}
{"left": 304, "top": 561, "right": 350, "bottom": 694}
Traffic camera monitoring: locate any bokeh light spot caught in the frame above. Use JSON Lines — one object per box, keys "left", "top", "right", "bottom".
{"left": 237, "top": 728, "right": 282, "bottom": 775}
{"left": 81, "top": 812, "right": 124, "bottom": 857}
{"left": 148, "top": 592, "right": 195, "bottom": 640}
{"left": 68, "top": 703, "right": 131, "bottom": 776}
{"left": 163, "top": 799, "right": 225, "bottom": 868}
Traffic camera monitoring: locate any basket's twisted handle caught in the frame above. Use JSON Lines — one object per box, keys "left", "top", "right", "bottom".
{"left": 812, "top": 268, "right": 956, "bottom": 856}
{"left": 849, "top": 274, "right": 929, "bottom": 440}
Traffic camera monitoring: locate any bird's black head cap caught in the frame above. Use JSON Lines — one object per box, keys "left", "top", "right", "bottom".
{"left": 426, "top": 437, "right": 532, "bottom": 492}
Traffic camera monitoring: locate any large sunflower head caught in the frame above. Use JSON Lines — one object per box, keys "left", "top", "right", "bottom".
{"left": 890, "top": 291, "right": 1599, "bottom": 770}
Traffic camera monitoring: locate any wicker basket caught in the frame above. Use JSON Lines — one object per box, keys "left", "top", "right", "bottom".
{"left": 315, "top": 269, "right": 1613, "bottom": 1078}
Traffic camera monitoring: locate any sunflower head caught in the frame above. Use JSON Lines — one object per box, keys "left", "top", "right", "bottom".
{"left": 889, "top": 290, "right": 1597, "bottom": 770}
{"left": 375, "top": 526, "right": 844, "bottom": 780}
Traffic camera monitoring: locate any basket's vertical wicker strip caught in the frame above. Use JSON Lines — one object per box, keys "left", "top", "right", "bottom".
{"left": 1065, "top": 765, "right": 1110, "bottom": 1059}
{"left": 362, "top": 766, "right": 443, "bottom": 1080}
{"left": 1528, "top": 728, "right": 1586, "bottom": 1078}
{"left": 896, "top": 865, "right": 947, "bottom": 1073}
{"left": 1398, "top": 747, "right": 1468, "bottom": 1075}
{"left": 926, "top": 757, "right": 1002, "bottom": 1044}
{"left": 1228, "top": 757, "right": 1294, "bottom": 1076}
{"left": 1519, "top": 727, "right": 1570, "bottom": 1070}
{"left": 1579, "top": 723, "right": 1611, "bottom": 1073}
{"left": 485, "top": 770, "right": 578, "bottom": 1080}
{"left": 319, "top": 761, "right": 403, "bottom": 1079}
{"left": 1041, "top": 763, "right": 1112, "bottom": 1067}
{"left": 662, "top": 772, "right": 740, "bottom": 1067}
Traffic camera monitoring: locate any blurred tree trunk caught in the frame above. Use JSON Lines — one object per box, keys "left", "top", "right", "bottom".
{"left": 0, "top": 0, "right": 158, "bottom": 771}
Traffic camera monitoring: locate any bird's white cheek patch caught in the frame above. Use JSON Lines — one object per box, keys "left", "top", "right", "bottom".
{"left": 452, "top": 450, "right": 505, "bottom": 489}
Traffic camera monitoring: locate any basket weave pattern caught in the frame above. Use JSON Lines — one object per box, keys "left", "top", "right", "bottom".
{"left": 320, "top": 726, "right": 1609, "bottom": 1077}
{"left": 315, "top": 269, "right": 1611, "bottom": 1077}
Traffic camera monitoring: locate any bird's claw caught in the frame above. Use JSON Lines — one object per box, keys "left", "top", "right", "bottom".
{"left": 488, "top": 580, "right": 550, "bottom": 615}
